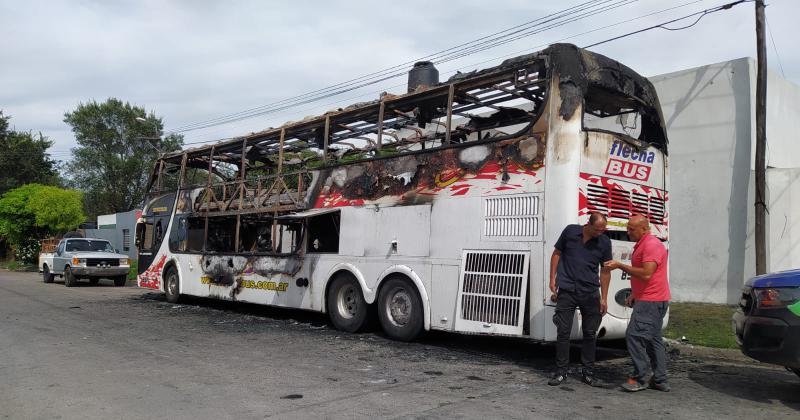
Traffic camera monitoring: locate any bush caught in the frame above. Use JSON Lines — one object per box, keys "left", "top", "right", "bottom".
{"left": 13, "top": 237, "right": 40, "bottom": 264}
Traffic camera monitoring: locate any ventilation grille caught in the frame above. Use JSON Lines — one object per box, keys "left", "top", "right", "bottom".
{"left": 457, "top": 251, "right": 529, "bottom": 331}
{"left": 483, "top": 195, "right": 540, "bottom": 238}
{"left": 586, "top": 184, "right": 666, "bottom": 225}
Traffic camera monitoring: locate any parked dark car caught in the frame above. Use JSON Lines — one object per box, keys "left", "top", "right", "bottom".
{"left": 732, "top": 269, "right": 800, "bottom": 378}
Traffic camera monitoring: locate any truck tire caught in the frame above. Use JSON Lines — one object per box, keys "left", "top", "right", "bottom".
{"left": 164, "top": 267, "right": 180, "bottom": 303}
{"left": 64, "top": 267, "right": 77, "bottom": 287}
{"left": 377, "top": 276, "right": 424, "bottom": 342}
{"left": 42, "top": 265, "right": 54, "bottom": 283}
{"left": 326, "top": 273, "right": 368, "bottom": 333}
{"left": 113, "top": 275, "right": 127, "bottom": 287}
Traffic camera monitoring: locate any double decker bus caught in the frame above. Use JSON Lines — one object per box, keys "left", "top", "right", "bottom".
{"left": 136, "top": 43, "right": 669, "bottom": 342}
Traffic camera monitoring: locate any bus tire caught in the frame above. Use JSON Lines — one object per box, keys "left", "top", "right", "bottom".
{"left": 42, "top": 265, "right": 54, "bottom": 283}
{"left": 377, "top": 276, "right": 424, "bottom": 342}
{"left": 64, "top": 267, "right": 77, "bottom": 287}
{"left": 164, "top": 266, "right": 180, "bottom": 303}
{"left": 327, "top": 273, "right": 368, "bottom": 333}
{"left": 113, "top": 276, "right": 126, "bottom": 287}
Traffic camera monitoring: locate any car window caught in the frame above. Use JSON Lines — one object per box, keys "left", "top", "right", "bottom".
{"left": 65, "top": 240, "right": 114, "bottom": 253}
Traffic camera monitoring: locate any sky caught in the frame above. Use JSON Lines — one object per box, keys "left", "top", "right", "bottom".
{"left": 2, "top": 0, "right": 798, "bottom": 164}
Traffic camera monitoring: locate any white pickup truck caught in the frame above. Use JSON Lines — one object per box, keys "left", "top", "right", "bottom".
{"left": 39, "top": 238, "right": 131, "bottom": 287}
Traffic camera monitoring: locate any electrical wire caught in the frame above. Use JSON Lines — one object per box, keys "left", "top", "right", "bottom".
{"left": 175, "top": 0, "right": 709, "bottom": 147}
{"left": 765, "top": 14, "right": 786, "bottom": 78}
{"left": 17, "top": 0, "right": 752, "bottom": 157}
{"left": 174, "top": 0, "right": 729, "bottom": 149}
{"left": 584, "top": 0, "right": 750, "bottom": 48}
{"left": 168, "top": 0, "right": 617, "bottom": 133}
{"left": 169, "top": 0, "right": 638, "bottom": 133}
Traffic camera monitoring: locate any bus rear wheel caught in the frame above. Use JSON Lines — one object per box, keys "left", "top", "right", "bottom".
{"left": 377, "top": 276, "right": 423, "bottom": 342}
{"left": 327, "top": 273, "right": 368, "bottom": 333}
{"left": 164, "top": 267, "right": 180, "bottom": 303}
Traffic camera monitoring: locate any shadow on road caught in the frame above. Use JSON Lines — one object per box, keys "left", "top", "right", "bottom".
{"left": 135, "top": 291, "right": 631, "bottom": 381}
{"left": 688, "top": 364, "right": 800, "bottom": 410}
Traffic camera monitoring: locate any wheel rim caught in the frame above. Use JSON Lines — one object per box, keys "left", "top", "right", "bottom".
{"left": 167, "top": 274, "right": 178, "bottom": 296}
{"left": 336, "top": 284, "right": 359, "bottom": 319}
{"left": 385, "top": 287, "right": 412, "bottom": 327}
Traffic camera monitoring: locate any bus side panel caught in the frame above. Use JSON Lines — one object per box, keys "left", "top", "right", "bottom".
{"left": 171, "top": 252, "right": 316, "bottom": 311}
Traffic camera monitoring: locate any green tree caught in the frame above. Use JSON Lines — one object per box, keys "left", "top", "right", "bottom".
{"left": 63, "top": 98, "right": 183, "bottom": 218}
{"left": 0, "top": 184, "right": 84, "bottom": 262}
{"left": 0, "top": 111, "right": 60, "bottom": 194}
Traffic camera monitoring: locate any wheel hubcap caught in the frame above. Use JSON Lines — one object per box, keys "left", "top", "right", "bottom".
{"left": 337, "top": 285, "right": 358, "bottom": 319}
{"left": 168, "top": 275, "right": 178, "bottom": 296}
{"left": 386, "top": 288, "right": 412, "bottom": 327}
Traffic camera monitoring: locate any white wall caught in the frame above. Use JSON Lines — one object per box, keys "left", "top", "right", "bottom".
{"left": 759, "top": 68, "right": 800, "bottom": 169}
{"left": 649, "top": 57, "right": 800, "bottom": 304}
{"left": 650, "top": 58, "right": 756, "bottom": 304}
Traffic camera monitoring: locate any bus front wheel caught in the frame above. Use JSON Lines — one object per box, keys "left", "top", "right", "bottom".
{"left": 327, "top": 273, "right": 368, "bottom": 333}
{"left": 377, "top": 276, "right": 423, "bottom": 342}
{"left": 164, "top": 267, "right": 180, "bottom": 303}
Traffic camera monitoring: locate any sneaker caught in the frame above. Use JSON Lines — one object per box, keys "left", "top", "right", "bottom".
{"left": 580, "top": 370, "right": 597, "bottom": 386}
{"left": 621, "top": 377, "right": 647, "bottom": 392}
{"left": 649, "top": 380, "right": 671, "bottom": 392}
{"left": 548, "top": 372, "right": 567, "bottom": 386}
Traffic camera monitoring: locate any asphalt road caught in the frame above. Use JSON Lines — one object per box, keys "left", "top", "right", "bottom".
{"left": 1, "top": 270, "right": 798, "bottom": 419}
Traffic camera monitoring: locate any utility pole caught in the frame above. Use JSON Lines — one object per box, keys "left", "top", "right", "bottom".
{"left": 754, "top": 0, "right": 767, "bottom": 275}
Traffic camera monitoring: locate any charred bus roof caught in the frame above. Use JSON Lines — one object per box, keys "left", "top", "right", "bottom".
{"left": 157, "top": 43, "right": 667, "bottom": 172}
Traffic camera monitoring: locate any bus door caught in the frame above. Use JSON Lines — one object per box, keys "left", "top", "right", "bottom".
{"left": 136, "top": 193, "right": 176, "bottom": 274}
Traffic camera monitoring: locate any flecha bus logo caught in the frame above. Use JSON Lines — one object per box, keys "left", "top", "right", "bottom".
{"left": 605, "top": 142, "right": 654, "bottom": 181}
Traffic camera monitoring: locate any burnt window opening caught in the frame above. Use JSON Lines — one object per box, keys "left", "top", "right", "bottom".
{"left": 205, "top": 216, "right": 237, "bottom": 253}
{"left": 169, "top": 215, "right": 205, "bottom": 252}
{"left": 306, "top": 212, "right": 340, "bottom": 253}
{"left": 583, "top": 85, "right": 643, "bottom": 140}
{"left": 275, "top": 220, "right": 304, "bottom": 255}
{"left": 238, "top": 216, "right": 274, "bottom": 253}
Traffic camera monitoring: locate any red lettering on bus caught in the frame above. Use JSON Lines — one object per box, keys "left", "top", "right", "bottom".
{"left": 604, "top": 158, "right": 651, "bottom": 181}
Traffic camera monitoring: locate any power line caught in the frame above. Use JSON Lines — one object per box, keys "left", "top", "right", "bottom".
{"left": 765, "top": 14, "right": 786, "bottom": 78}
{"left": 37, "top": 0, "right": 752, "bottom": 156}
{"left": 169, "top": 0, "right": 613, "bottom": 133}
{"left": 168, "top": 0, "right": 617, "bottom": 133}
{"left": 584, "top": 0, "right": 750, "bottom": 48}
{"left": 168, "top": 0, "right": 639, "bottom": 134}
{"left": 174, "top": 0, "right": 716, "bottom": 148}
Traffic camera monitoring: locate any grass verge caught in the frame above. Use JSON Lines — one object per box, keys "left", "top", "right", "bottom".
{"left": 664, "top": 302, "right": 738, "bottom": 349}
{"left": 127, "top": 259, "right": 138, "bottom": 281}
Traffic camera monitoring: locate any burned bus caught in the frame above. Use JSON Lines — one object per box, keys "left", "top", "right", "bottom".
{"left": 136, "top": 43, "right": 669, "bottom": 342}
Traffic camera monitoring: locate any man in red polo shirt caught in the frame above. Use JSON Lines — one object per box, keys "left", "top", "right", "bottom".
{"left": 604, "top": 214, "right": 670, "bottom": 392}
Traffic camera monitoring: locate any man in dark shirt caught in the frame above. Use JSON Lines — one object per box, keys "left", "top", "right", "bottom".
{"left": 548, "top": 212, "right": 612, "bottom": 386}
